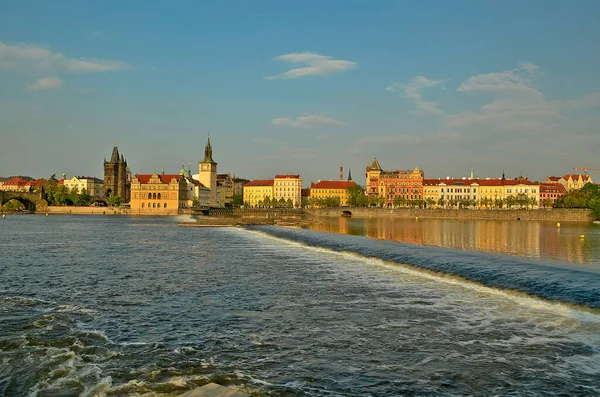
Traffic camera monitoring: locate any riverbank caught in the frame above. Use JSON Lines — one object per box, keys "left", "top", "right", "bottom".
{"left": 31, "top": 206, "right": 594, "bottom": 223}
{"left": 42, "top": 206, "right": 130, "bottom": 215}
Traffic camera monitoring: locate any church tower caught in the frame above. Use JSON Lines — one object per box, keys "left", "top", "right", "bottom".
{"left": 104, "top": 144, "right": 130, "bottom": 202}
{"left": 199, "top": 136, "right": 217, "bottom": 206}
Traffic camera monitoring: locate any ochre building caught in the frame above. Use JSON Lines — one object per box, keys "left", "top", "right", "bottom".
{"left": 243, "top": 180, "right": 274, "bottom": 208}
{"left": 130, "top": 173, "right": 189, "bottom": 215}
{"left": 310, "top": 180, "right": 359, "bottom": 207}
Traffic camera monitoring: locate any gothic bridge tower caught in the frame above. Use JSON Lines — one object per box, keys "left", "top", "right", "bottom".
{"left": 104, "top": 144, "right": 130, "bottom": 202}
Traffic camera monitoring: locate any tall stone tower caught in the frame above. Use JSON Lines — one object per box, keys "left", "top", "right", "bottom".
{"left": 104, "top": 144, "right": 130, "bottom": 202}
{"left": 199, "top": 137, "right": 217, "bottom": 206}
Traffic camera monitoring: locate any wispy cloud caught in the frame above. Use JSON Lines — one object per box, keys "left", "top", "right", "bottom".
{"left": 27, "top": 77, "right": 63, "bottom": 90}
{"left": 457, "top": 62, "right": 541, "bottom": 97}
{"left": 363, "top": 62, "right": 600, "bottom": 168}
{"left": 272, "top": 113, "right": 346, "bottom": 128}
{"left": 386, "top": 76, "right": 447, "bottom": 115}
{"left": 0, "top": 42, "right": 131, "bottom": 73}
{"left": 266, "top": 52, "right": 356, "bottom": 79}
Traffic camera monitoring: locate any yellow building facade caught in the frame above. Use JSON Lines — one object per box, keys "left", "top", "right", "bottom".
{"left": 243, "top": 180, "right": 274, "bottom": 208}
{"left": 62, "top": 176, "right": 104, "bottom": 196}
{"left": 130, "top": 173, "right": 189, "bottom": 215}
{"left": 309, "top": 180, "right": 359, "bottom": 207}
{"left": 274, "top": 174, "right": 302, "bottom": 207}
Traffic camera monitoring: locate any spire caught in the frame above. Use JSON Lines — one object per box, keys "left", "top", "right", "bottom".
{"left": 348, "top": 168, "right": 352, "bottom": 181}
{"left": 110, "top": 145, "right": 120, "bottom": 163}
{"left": 369, "top": 157, "right": 382, "bottom": 171}
{"left": 202, "top": 135, "right": 216, "bottom": 163}
{"left": 502, "top": 170, "right": 506, "bottom": 180}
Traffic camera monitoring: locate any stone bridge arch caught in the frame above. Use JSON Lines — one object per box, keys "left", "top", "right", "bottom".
{"left": 0, "top": 191, "right": 44, "bottom": 212}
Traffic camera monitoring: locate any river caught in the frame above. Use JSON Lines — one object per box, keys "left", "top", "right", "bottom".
{"left": 1, "top": 215, "right": 599, "bottom": 396}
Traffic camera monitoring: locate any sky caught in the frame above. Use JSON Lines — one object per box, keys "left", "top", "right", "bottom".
{"left": 1, "top": 0, "right": 599, "bottom": 185}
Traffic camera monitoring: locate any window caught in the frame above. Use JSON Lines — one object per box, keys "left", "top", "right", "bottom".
{"left": 152, "top": 202, "right": 156, "bottom": 208}
{"left": 164, "top": 203, "right": 167, "bottom": 208}
{"left": 142, "top": 203, "right": 145, "bottom": 208}
{"left": 134, "top": 193, "right": 137, "bottom": 198}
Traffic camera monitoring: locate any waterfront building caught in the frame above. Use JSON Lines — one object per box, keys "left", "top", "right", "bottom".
{"left": 478, "top": 177, "right": 540, "bottom": 208}
{"left": 422, "top": 179, "right": 441, "bottom": 207}
{"left": 1, "top": 176, "right": 33, "bottom": 192}
{"left": 273, "top": 174, "right": 302, "bottom": 207}
{"left": 180, "top": 166, "right": 210, "bottom": 207}
{"left": 104, "top": 145, "right": 130, "bottom": 202}
{"left": 366, "top": 158, "right": 424, "bottom": 207}
{"left": 63, "top": 176, "right": 104, "bottom": 196}
{"left": 232, "top": 176, "right": 250, "bottom": 197}
{"left": 436, "top": 179, "right": 479, "bottom": 208}
{"left": 309, "top": 180, "right": 360, "bottom": 207}
{"left": 130, "top": 173, "right": 190, "bottom": 215}
{"left": 545, "top": 174, "right": 593, "bottom": 191}
{"left": 216, "top": 173, "right": 234, "bottom": 207}
{"left": 243, "top": 180, "right": 274, "bottom": 208}
{"left": 539, "top": 183, "right": 567, "bottom": 208}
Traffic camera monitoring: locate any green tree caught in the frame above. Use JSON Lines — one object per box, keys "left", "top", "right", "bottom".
{"left": 192, "top": 195, "right": 200, "bottom": 207}
{"left": 301, "top": 196, "right": 309, "bottom": 208}
{"left": 346, "top": 184, "right": 364, "bottom": 207}
{"left": 109, "top": 196, "right": 121, "bottom": 207}
{"left": 437, "top": 198, "right": 446, "bottom": 208}
{"left": 286, "top": 198, "right": 293, "bottom": 208}
{"left": 79, "top": 188, "right": 91, "bottom": 206}
{"left": 231, "top": 194, "right": 243, "bottom": 208}
{"left": 278, "top": 197, "right": 286, "bottom": 208}
{"left": 263, "top": 196, "right": 271, "bottom": 208}
{"left": 356, "top": 193, "right": 368, "bottom": 207}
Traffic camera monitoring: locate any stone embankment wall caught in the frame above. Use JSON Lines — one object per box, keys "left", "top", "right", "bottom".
{"left": 44, "top": 206, "right": 130, "bottom": 215}
{"left": 204, "top": 208, "right": 305, "bottom": 217}
{"left": 306, "top": 208, "right": 592, "bottom": 222}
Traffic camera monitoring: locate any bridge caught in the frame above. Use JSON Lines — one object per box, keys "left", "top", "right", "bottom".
{"left": 0, "top": 190, "right": 44, "bottom": 212}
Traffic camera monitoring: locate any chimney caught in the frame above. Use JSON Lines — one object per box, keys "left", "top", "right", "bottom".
{"left": 340, "top": 166, "right": 343, "bottom": 181}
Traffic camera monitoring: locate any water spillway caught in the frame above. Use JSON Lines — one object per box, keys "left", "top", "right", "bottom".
{"left": 1, "top": 216, "right": 599, "bottom": 396}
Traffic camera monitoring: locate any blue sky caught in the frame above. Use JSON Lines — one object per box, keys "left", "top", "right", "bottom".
{"left": 1, "top": 0, "right": 599, "bottom": 185}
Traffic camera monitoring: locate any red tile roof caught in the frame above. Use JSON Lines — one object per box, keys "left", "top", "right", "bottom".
{"left": 246, "top": 179, "right": 274, "bottom": 186}
{"left": 3, "top": 177, "right": 29, "bottom": 186}
{"left": 563, "top": 174, "right": 591, "bottom": 181}
{"left": 301, "top": 188, "right": 311, "bottom": 197}
{"left": 311, "top": 180, "right": 359, "bottom": 190}
{"left": 274, "top": 174, "right": 300, "bottom": 179}
{"left": 134, "top": 174, "right": 184, "bottom": 184}
{"left": 540, "top": 183, "right": 567, "bottom": 193}
{"left": 547, "top": 176, "right": 561, "bottom": 182}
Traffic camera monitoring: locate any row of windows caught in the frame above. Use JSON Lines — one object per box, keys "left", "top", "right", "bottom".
{"left": 133, "top": 193, "right": 170, "bottom": 199}
{"left": 141, "top": 202, "right": 168, "bottom": 208}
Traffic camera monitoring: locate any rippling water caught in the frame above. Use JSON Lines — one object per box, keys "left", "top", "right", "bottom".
{"left": 1, "top": 215, "right": 599, "bottom": 396}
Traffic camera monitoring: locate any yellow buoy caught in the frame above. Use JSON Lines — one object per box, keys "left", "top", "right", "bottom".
{"left": 415, "top": 216, "right": 419, "bottom": 221}
{"left": 2, "top": 214, "right": 5, "bottom": 220}
{"left": 580, "top": 235, "right": 585, "bottom": 239}
{"left": 46, "top": 213, "right": 49, "bottom": 217}
{"left": 556, "top": 222, "right": 560, "bottom": 228}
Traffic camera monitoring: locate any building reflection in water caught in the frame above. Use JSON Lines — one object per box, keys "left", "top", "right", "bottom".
{"left": 308, "top": 217, "right": 599, "bottom": 264}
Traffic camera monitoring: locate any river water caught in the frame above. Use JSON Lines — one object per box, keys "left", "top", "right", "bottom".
{"left": 1, "top": 215, "right": 599, "bottom": 396}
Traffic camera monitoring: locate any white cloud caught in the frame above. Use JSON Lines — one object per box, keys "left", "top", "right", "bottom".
{"left": 266, "top": 52, "right": 356, "bottom": 79}
{"left": 365, "top": 62, "right": 600, "bottom": 173}
{"left": 457, "top": 62, "right": 541, "bottom": 97}
{"left": 27, "top": 77, "right": 63, "bottom": 90}
{"left": 0, "top": 42, "right": 131, "bottom": 73}
{"left": 272, "top": 113, "right": 346, "bottom": 128}
{"left": 386, "top": 76, "right": 447, "bottom": 115}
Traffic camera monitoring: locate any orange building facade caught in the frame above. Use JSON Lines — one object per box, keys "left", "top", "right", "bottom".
{"left": 366, "top": 158, "right": 424, "bottom": 207}
{"left": 130, "top": 173, "right": 189, "bottom": 215}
